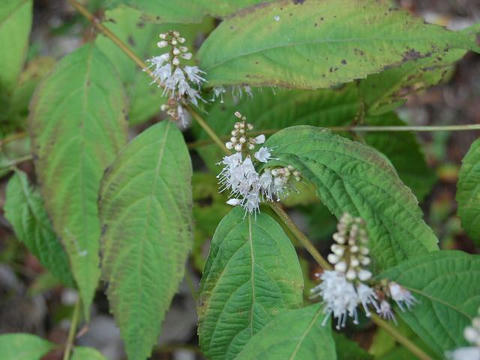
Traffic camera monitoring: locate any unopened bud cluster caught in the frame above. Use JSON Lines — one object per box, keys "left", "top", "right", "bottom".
{"left": 328, "top": 213, "right": 372, "bottom": 282}
{"left": 218, "top": 112, "right": 301, "bottom": 214}
{"left": 311, "top": 213, "right": 417, "bottom": 329}
{"left": 157, "top": 31, "right": 191, "bottom": 61}
{"left": 146, "top": 31, "right": 206, "bottom": 128}
{"left": 448, "top": 308, "right": 480, "bottom": 360}
{"left": 225, "top": 112, "right": 264, "bottom": 152}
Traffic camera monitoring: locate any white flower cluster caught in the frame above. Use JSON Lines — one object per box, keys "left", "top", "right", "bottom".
{"left": 448, "top": 309, "right": 480, "bottom": 360}
{"left": 146, "top": 31, "right": 205, "bottom": 127}
{"left": 218, "top": 112, "right": 301, "bottom": 214}
{"left": 311, "top": 213, "right": 417, "bottom": 329}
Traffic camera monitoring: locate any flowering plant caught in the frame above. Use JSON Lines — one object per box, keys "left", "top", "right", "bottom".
{"left": 1, "top": 1, "right": 480, "bottom": 360}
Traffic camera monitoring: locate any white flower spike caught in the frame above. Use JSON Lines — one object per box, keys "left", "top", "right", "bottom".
{"left": 146, "top": 30, "right": 206, "bottom": 127}
{"left": 217, "top": 112, "right": 301, "bottom": 214}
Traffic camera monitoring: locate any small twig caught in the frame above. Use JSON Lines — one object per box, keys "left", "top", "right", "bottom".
{"left": 0, "top": 155, "right": 33, "bottom": 170}
{"left": 371, "top": 314, "right": 431, "bottom": 360}
{"left": 188, "top": 106, "right": 230, "bottom": 154}
{"left": 63, "top": 299, "right": 81, "bottom": 360}
{"left": 0, "top": 132, "right": 27, "bottom": 148}
{"left": 269, "top": 202, "right": 331, "bottom": 270}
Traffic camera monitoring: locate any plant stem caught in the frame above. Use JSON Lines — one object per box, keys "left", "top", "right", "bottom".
{"left": 70, "top": 4, "right": 432, "bottom": 359}
{"left": 333, "top": 124, "right": 480, "bottom": 132}
{"left": 371, "top": 314, "right": 431, "bottom": 360}
{"left": 63, "top": 299, "right": 81, "bottom": 360}
{"left": 0, "top": 132, "right": 27, "bottom": 148}
{"left": 68, "top": 0, "right": 155, "bottom": 80}
{"left": 0, "top": 155, "right": 33, "bottom": 170}
{"left": 188, "top": 106, "right": 230, "bottom": 154}
{"left": 187, "top": 123, "right": 480, "bottom": 148}
{"left": 269, "top": 202, "right": 331, "bottom": 270}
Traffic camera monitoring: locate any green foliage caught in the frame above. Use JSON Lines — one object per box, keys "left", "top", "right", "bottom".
{"left": 192, "top": 173, "right": 230, "bottom": 271}
{"left": 105, "top": 0, "right": 272, "bottom": 23}
{"left": 198, "top": 207, "right": 304, "bottom": 360}
{"left": 4, "top": 57, "right": 55, "bottom": 132}
{"left": 333, "top": 333, "right": 373, "bottom": 360}
{"left": 195, "top": 87, "right": 435, "bottom": 200}
{"left": 71, "top": 347, "right": 107, "bottom": 360}
{"left": 99, "top": 121, "right": 193, "bottom": 360}
{"left": 198, "top": 0, "right": 479, "bottom": 88}
{"left": 0, "top": 0, "right": 32, "bottom": 128}
{"left": 457, "top": 138, "right": 480, "bottom": 244}
{"left": 265, "top": 126, "right": 438, "bottom": 271}
{"left": 95, "top": 7, "right": 214, "bottom": 125}
{"left": 0, "top": 333, "right": 54, "bottom": 360}
{"left": 379, "top": 251, "right": 480, "bottom": 356}
{"left": 235, "top": 304, "right": 335, "bottom": 360}
{"left": 359, "top": 50, "right": 464, "bottom": 115}
{"left": 29, "top": 44, "right": 128, "bottom": 316}
{"left": 4, "top": 170, "right": 74, "bottom": 286}
{"left": 363, "top": 113, "right": 436, "bottom": 200}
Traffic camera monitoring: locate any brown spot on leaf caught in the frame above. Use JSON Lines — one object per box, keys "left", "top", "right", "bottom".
{"left": 314, "top": 22, "right": 318, "bottom": 27}
{"left": 127, "top": 36, "right": 136, "bottom": 47}
{"left": 341, "top": 59, "right": 347, "bottom": 65}
{"left": 320, "top": 17, "right": 324, "bottom": 21}
{"left": 402, "top": 49, "right": 422, "bottom": 61}
{"left": 354, "top": 48, "right": 364, "bottom": 56}
{"left": 293, "top": 0, "right": 305, "bottom": 4}
{"left": 136, "top": 22, "right": 145, "bottom": 28}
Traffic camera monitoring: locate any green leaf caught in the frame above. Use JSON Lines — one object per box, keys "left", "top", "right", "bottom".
{"left": 0, "top": 0, "right": 32, "bottom": 114}
{"left": 4, "top": 170, "right": 74, "bottom": 286}
{"left": 29, "top": 44, "right": 128, "bottom": 316}
{"left": 192, "top": 172, "right": 230, "bottom": 271}
{"left": 363, "top": 113, "right": 436, "bottom": 201}
{"left": 379, "top": 251, "right": 480, "bottom": 356}
{"left": 198, "top": 207, "right": 304, "bottom": 360}
{"left": 457, "top": 138, "right": 480, "bottom": 244}
{"left": 0, "top": 333, "right": 54, "bottom": 360}
{"left": 95, "top": 7, "right": 214, "bottom": 125}
{"left": 198, "top": 0, "right": 479, "bottom": 88}
{"left": 360, "top": 49, "right": 465, "bottom": 115}
{"left": 105, "top": 0, "right": 274, "bottom": 24}
{"left": 235, "top": 304, "right": 335, "bottom": 360}
{"left": 6, "top": 57, "right": 56, "bottom": 129}
{"left": 333, "top": 333, "right": 373, "bottom": 360}
{"left": 195, "top": 88, "right": 434, "bottom": 200}
{"left": 265, "top": 126, "right": 438, "bottom": 271}
{"left": 72, "top": 347, "right": 106, "bottom": 360}
{"left": 99, "top": 121, "right": 193, "bottom": 360}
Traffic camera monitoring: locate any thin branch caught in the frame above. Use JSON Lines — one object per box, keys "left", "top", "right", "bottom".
{"left": 371, "top": 314, "right": 431, "bottom": 360}
{"left": 188, "top": 106, "right": 230, "bottom": 154}
{"left": 0, "top": 132, "right": 27, "bottom": 148}
{"left": 0, "top": 155, "right": 33, "bottom": 170}
{"left": 63, "top": 299, "right": 81, "bottom": 360}
{"left": 269, "top": 202, "right": 331, "bottom": 270}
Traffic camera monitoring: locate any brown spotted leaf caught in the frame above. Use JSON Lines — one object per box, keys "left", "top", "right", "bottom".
{"left": 198, "top": 0, "right": 480, "bottom": 89}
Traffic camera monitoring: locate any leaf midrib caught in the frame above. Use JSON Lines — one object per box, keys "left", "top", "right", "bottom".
{"left": 0, "top": 0, "right": 29, "bottom": 28}
{"left": 288, "top": 306, "right": 323, "bottom": 360}
{"left": 204, "top": 33, "right": 460, "bottom": 71}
